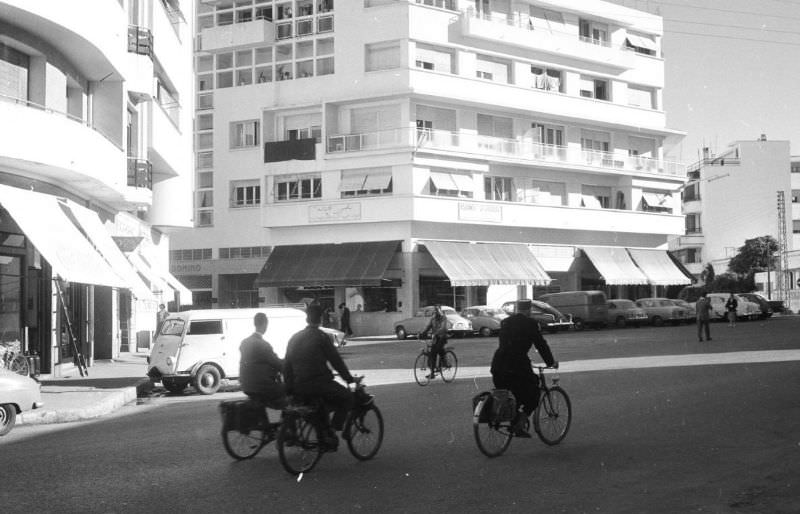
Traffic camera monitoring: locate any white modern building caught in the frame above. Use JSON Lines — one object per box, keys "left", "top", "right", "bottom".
{"left": 0, "top": 0, "right": 194, "bottom": 375}
{"left": 172, "top": 0, "right": 690, "bottom": 335}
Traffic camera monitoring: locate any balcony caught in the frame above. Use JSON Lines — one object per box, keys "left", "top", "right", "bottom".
{"left": 128, "top": 25, "right": 153, "bottom": 57}
{"left": 458, "top": 9, "right": 634, "bottom": 70}
{"left": 148, "top": 101, "right": 187, "bottom": 179}
{"left": 326, "top": 127, "right": 685, "bottom": 177}
{"left": 264, "top": 138, "right": 317, "bottom": 162}
{"left": 127, "top": 158, "right": 153, "bottom": 189}
{"left": 200, "top": 19, "right": 275, "bottom": 52}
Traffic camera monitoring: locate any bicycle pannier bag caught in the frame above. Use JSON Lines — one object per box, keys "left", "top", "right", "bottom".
{"left": 491, "top": 389, "right": 516, "bottom": 422}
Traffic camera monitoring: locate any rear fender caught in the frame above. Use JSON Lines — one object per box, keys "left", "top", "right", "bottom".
{"left": 188, "top": 359, "right": 227, "bottom": 379}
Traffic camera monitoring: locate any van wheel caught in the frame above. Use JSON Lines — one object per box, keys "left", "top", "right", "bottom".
{"left": 395, "top": 326, "right": 407, "bottom": 340}
{"left": 162, "top": 378, "right": 187, "bottom": 395}
{"left": 479, "top": 327, "right": 492, "bottom": 337}
{"left": 194, "top": 365, "right": 221, "bottom": 395}
{"left": 573, "top": 318, "right": 585, "bottom": 331}
{"left": 652, "top": 316, "right": 664, "bottom": 327}
{"left": 615, "top": 316, "right": 626, "bottom": 328}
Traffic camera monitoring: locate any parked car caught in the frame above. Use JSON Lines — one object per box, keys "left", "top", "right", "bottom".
{"left": 0, "top": 368, "right": 44, "bottom": 436}
{"left": 500, "top": 299, "right": 574, "bottom": 333}
{"left": 460, "top": 306, "right": 507, "bottom": 337}
{"left": 394, "top": 305, "right": 473, "bottom": 340}
{"left": 668, "top": 299, "right": 696, "bottom": 323}
{"left": 321, "top": 326, "right": 347, "bottom": 347}
{"left": 706, "top": 293, "right": 761, "bottom": 321}
{"left": 737, "top": 293, "right": 773, "bottom": 319}
{"left": 538, "top": 291, "right": 608, "bottom": 331}
{"left": 606, "top": 299, "right": 648, "bottom": 328}
{"left": 634, "top": 298, "right": 688, "bottom": 326}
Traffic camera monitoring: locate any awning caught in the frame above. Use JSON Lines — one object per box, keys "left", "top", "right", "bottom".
{"left": 338, "top": 173, "right": 367, "bottom": 192}
{"left": 363, "top": 173, "right": 392, "bottom": 191}
{"left": 422, "top": 240, "right": 551, "bottom": 286}
{"left": 0, "top": 185, "right": 125, "bottom": 288}
{"left": 63, "top": 200, "right": 155, "bottom": 301}
{"left": 528, "top": 245, "right": 575, "bottom": 273}
{"left": 128, "top": 253, "right": 193, "bottom": 305}
{"left": 626, "top": 34, "right": 657, "bottom": 51}
{"left": 255, "top": 241, "right": 401, "bottom": 288}
{"left": 429, "top": 171, "right": 458, "bottom": 190}
{"left": 641, "top": 192, "right": 668, "bottom": 207}
{"left": 581, "top": 246, "right": 649, "bottom": 285}
{"left": 627, "top": 248, "right": 692, "bottom": 286}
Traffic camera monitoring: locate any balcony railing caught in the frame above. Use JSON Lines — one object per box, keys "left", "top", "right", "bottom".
{"left": 325, "top": 127, "right": 685, "bottom": 176}
{"left": 264, "top": 138, "right": 316, "bottom": 162}
{"left": 128, "top": 25, "right": 154, "bottom": 57}
{"left": 127, "top": 158, "right": 153, "bottom": 189}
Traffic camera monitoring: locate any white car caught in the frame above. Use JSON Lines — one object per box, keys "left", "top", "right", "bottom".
{"left": 393, "top": 306, "right": 473, "bottom": 340}
{"left": 0, "top": 368, "right": 44, "bottom": 436}
{"left": 706, "top": 293, "right": 761, "bottom": 321}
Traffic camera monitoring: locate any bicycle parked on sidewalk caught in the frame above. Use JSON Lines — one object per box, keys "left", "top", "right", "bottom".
{"left": 1, "top": 340, "right": 30, "bottom": 377}
{"left": 472, "top": 366, "right": 571, "bottom": 457}
{"left": 413, "top": 337, "right": 458, "bottom": 386}
{"left": 276, "top": 375, "right": 384, "bottom": 475}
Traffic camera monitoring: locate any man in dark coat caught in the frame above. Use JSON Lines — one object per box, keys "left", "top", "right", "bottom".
{"left": 284, "top": 304, "right": 355, "bottom": 448}
{"left": 338, "top": 302, "right": 353, "bottom": 337}
{"left": 490, "top": 300, "right": 558, "bottom": 437}
{"left": 239, "top": 312, "right": 286, "bottom": 409}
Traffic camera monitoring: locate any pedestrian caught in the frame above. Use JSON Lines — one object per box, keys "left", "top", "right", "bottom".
{"left": 725, "top": 293, "right": 738, "bottom": 327}
{"left": 156, "top": 303, "right": 168, "bottom": 334}
{"left": 338, "top": 302, "right": 353, "bottom": 338}
{"left": 696, "top": 291, "right": 713, "bottom": 342}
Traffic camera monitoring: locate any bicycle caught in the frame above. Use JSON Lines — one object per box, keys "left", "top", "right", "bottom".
{"left": 1, "top": 340, "right": 30, "bottom": 377}
{"left": 472, "top": 366, "right": 571, "bottom": 457}
{"left": 413, "top": 338, "right": 458, "bottom": 386}
{"left": 219, "top": 397, "right": 283, "bottom": 460}
{"left": 276, "top": 376, "right": 384, "bottom": 475}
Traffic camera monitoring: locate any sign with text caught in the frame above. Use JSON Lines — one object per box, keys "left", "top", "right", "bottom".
{"left": 309, "top": 202, "right": 362, "bottom": 223}
{"left": 458, "top": 202, "right": 502, "bottom": 223}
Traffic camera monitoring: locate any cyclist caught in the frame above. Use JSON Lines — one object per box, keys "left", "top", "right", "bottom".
{"left": 283, "top": 304, "right": 355, "bottom": 449}
{"left": 421, "top": 304, "right": 448, "bottom": 379}
{"left": 490, "top": 299, "right": 558, "bottom": 438}
{"left": 239, "top": 312, "right": 287, "bottom": 409}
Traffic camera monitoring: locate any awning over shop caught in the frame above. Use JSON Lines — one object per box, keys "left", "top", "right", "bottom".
{"left": 627, "top": 248, "right": 692, "bottom": 286}
{"left": 63, "top": 200, "right": 155, "bottom": 301}
{"left": 422, "top": 240, "right": 551, "bottom": 286}
{"left": 0, "top": 185, "right": 125, "bottom": 288}
{"left": 581, "top": 246, "right": 649, "bottom": 285}
{"left": 528, "top": 245, "right": 575, "bottom": 273}
{"left": 128, "top": 253, "right": 193, "bottom": 305}
{"left": 255, "top": 241, "right": 401, "bottom": 288}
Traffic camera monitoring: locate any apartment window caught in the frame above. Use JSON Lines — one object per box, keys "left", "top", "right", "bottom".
{"left": 340, "top": 168, "right": 393, "bottom": 197}
{"left": 318, "top": 14, "right": 334, "bottom": 32}
{"left": 197, "top": 55, "right": 213, "bottom": 73}
{"left": 231, "top": 180, "right": 261, "bottom": 207}
{"left": 531, "top": 66, "right": 562, "bottom": 92}
{"left": 579, "top": 19, "right": 609, "bottom": 45}
{"left": 580, "top": 77, "right": 609, "bottom": 100}
{"left": 581, "top": 185, "right": 611, "bottom": 209}
{"left": 792, "top": 189, "right": 800, "bottom": 203}
{"left": 230, "top": 120, "right": 260, "bottom": 148}
{"left": 172, "top": 249, "right": 212, "bottom": 261}
{"left": 794, "top": 220, "right": 800, "bottom": 234}
{"left": 792, "top": 162, "right": 800, "bottom": 174}
{"left": 197, "top": 114, "right": 213, "bottom": 131}
{"left": 428, "top": 171, "right": 473, "bottom": 198}
{"left": 581, "top": 130, "right": 610, "bottom": 153}
{"left": 196, "top": 189, "right": 214, "bottom": 227}
{"left": 484, "top": 176, "right": 514, "bottom": 202}
{"left": 366, "top": 41, "right": 401, "bottom": 71}
{"left": 255, "top": 5, "right": 273, "bottom": 20}
{"left": 317, "top": 56, "right": 334, "bottom": 75}
{"left": 517, "top": 179, "right": 565, "bottom": 205}
{"left": 197, "top": 133, "right": 213, "bottom": 149}
{"left": 197, "top": 171, "right": 213, "bottom": 188}
{"left": 415, "top": 44, "right": 455, "bottom": 73}
{"left": 196, "top": 210, "right": 214, "bottom": 227}
{"left": 197, "top": 151, "right": 213, "bottom": 170}
{"left": 685, "top": 214, "right": 701, "bottom": 234}
{"left": 477, "top": 114, "right": 513, "bottom": 138}
{"left": 220, "top": 246, "right": 271, "bottom": 259}
{"left": 628, "top": 85, "right": 656, "bottom": 109}
{"left": 197, "top": 93, "right": 214, "bottom": 110}
{"left": 275, "top": 175, "right": 322, "bottom": 201}
{"left": 476, "top": 56, "right": 509, "bottom": 83}
{"left": 681, "top": 182, "right": 700, "bottom": 202}
{"left": 685, "top": 248, "right": 701, "bottom": 264}
{"left": 198, "top": 73, "right": 213, "bottom": 91}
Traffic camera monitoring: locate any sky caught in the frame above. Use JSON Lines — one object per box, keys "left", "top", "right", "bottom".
{"left": 608, "top": 0, "right": 800, "bottom": 163}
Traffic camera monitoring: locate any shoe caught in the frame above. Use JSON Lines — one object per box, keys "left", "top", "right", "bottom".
{"left": 698, "top": 339, "right": 703, "bottom": 342}
{"left": 426, "top": 373, "right": 436, "bottom": 379}
{"left": 707, "top": 337, "right": 712, "bottom": 341}
{"left": 512, "top": 425, "right": 532, "bottom": 438}
{"left": 321, "top": 431, "right": 339, "bottom": 451}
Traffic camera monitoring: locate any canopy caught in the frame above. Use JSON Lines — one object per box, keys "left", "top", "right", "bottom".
{"left": 0, "top": 185, "right": 125, "bottom": 288}
{"left": 128, "top": 252, "right": 193, "bottom": 305}
{"left": 626, "top": 34, "right": 657, "bottom": 51}
{"left": 627, "top": 248, "right": 692, "bottom": 286}
{"left": 422, "top": 240, "right": 551, "bottom": 286}
{"left": 255, "top": 241, "right": 401, "bottom": 288}
{"left": 581, "top": 246, "right": 649, "bottom": 285}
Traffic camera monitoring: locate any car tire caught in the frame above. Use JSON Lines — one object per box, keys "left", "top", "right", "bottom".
{"left": 614, "top": 316, "right": 626, "bottom": 329}
{"left": 395, "top": 326, "right": 407, "bottom": 340}
{"left": 194, "top": 364, "right": 221, "bottom": 395}
{"left": 479, "top": 327, "right": 492, "bottom": 337}
{"left": 572, "top": 318, "right": 585, "bottom": 331}
{"left": 652, "top": 316, "right": 664, "bottom": 327}
{"left": 0, "top": 404, "right": 16, "bottom": 436}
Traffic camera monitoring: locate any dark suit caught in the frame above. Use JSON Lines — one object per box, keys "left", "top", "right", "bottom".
{"left": 490, "top": 312, "right": 555, "bottom": 416}
{"left": 239, "top": 332, "right": 286, "bottom": 408}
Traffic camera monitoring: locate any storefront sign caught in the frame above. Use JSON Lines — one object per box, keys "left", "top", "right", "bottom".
{"left": 170, "top": 262, "right": 210, "bottom": 274}
{"left": 458, "top": 202, "right": 502, "bottom": 223}
{"left": 308, "top": 202, "right": 361, "bottom": 223}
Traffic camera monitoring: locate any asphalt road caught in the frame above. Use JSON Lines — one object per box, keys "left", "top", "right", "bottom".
{"left": 2, "top": 317, "right": 799, "bottom": 513}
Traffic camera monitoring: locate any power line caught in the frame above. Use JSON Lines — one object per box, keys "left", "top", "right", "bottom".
{"left": 650, "top": 1, "right": 800, "bottom": 21}
{"left": 666, "top": 18, "right": 800, "bottom": 36}
{"left": 667, "top": 29, "right": 800, "bottom": 46}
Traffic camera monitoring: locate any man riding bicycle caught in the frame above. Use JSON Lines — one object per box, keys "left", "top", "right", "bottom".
{"left": 421, "top": 304, "right": 448, "bottom": 379}
{"left": 283, "top": 304, "right": 355, "bottom": 449}
{"left": 490, "top": 300, "right": 558, "bottom": 438}
{"left": 239, "top": 312, "right": 287, "bottom": 409}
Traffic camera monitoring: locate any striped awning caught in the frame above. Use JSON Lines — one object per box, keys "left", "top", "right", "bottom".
{"left": 627, "top": 248, "right": 692, "bottom": 286}
{"left": 581, "top": 246, "right": 650, "bottom": 285}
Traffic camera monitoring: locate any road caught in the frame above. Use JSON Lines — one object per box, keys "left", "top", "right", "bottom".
{"left": 2, "top": 317, "right": 799, "bottom": 513}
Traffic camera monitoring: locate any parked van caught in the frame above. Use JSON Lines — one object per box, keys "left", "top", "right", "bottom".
{"left": 147, "top": 308, "right": 307, "bottom": 395}
{"left": 538, "top": 291, "right": 608, "bottom": 331}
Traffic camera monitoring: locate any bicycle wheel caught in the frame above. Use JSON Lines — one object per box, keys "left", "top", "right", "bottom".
{"left": 277, "top": 414, "right": 323, "bottom": 475}
{"left": 440, "top": 350, "right": 458, "bottom": 383}
{"left": 222, "top": 424, "right": 267, "bottom": 460}
{"left": 9, "top": 355, "right": 29, "bottom": 377}
{"left": 533, "top": 386, "right": 572, "bottom": 446}
{"left": 345, "top": 405, "right": 384, "bottom": 461}
{"left": 413, "top": 352, "right": 430, "bottom": 386}
{"left": 473, "top": 397, "right": 512, "bottom": 457}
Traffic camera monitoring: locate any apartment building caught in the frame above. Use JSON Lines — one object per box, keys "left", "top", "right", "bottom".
{"left": 669, "top": 138, "right": 799, "bottom": 308}
{"left": 173, "top": 0, "right": 689, "bottom": 335}
{"left": 0, "top": 0, "right": 194, "bottom": 375}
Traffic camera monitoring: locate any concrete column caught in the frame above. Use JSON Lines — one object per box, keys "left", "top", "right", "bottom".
{"left": 399, "top": 243, "right": 418, "bottom": 316}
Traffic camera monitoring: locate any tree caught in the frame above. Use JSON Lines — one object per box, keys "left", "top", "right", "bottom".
{"left": 727, "top": 236, "right": 778, "bottom": 276}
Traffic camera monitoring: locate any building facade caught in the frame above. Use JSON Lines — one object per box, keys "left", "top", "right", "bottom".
{"left": 0, "top": 0, "right": 194, "bottom": 375}
{"left": 173, "top": 0, "right": 689, "bottom": 335}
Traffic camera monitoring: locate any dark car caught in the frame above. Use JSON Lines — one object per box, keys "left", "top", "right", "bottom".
{"left": 501, "top": 299, "right": 573, "bottom": 333}
{"left": 737, "top": 293, "right": 773, "bottom": 319}
{"left": 606, "top": 299, "right": 648, "bottom": 328}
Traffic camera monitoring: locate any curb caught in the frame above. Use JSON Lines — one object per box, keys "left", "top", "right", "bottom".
{"left": 19, "top": 378, "right": 152, "bottom": 426}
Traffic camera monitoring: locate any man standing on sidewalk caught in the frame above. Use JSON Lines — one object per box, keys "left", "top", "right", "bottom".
{"left": 696, "top": 292, "right": 713, "bottom": 342}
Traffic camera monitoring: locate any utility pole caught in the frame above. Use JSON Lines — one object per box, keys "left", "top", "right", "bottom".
{"left": 776, "top": 191, "right": 789, "bottom": 302}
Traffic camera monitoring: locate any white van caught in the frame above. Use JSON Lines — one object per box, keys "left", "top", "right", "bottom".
{"left": 147, "top": 308, "right": 307, "bottom": 395}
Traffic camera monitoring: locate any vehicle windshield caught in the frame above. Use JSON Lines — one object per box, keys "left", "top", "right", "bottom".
{"left": 160, "top": 318, "right": 186, "bottom": 336}
{"left": 483, "top": 308, "right": 504, "bottom": 316}
{"left": 614, "top": 300, "right": 635, "bottom": 308}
